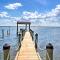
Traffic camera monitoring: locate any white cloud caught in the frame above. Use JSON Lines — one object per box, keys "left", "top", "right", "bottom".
{"left": 46, "top": 4, "right": 60, "bottom": 17}
{"left": 22, "top": 11, "right": 39, "bottom": 19}
{"left": 0, "top": 19, "right": 16, "bottom": 26}
{"left": 0, "top": 4, "right": 60, "bottom": 26}
{"left": 5, "top": 3, "right": 23, "bottom": 10}
{"left": 0, "top": 12, "right": 9, "bottom": 17}
{"left": 20, "top": 4, "right": 60, "bottom": 26}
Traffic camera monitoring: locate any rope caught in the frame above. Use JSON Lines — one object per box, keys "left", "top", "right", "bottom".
{"left": 38, "top": 47, "right": 51, "bottom": 60}
{"left": 38, "top": 46, "right": 46, "bottom": 51}
{"left": 16, "top": 50, "right": 20, "bottom": 60}
{"left": 37, "top": 52, "right": 42, "bottom": 60}
{"left": 37, "top": 46, "right": 45, "bottom": 60}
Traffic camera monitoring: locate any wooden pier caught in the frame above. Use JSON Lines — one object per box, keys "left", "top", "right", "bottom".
{"left": 15, "top": 31, "right": 41, "bottom": 60}
{"left": 3, "top": 22, "right": 53, "bottom": 60}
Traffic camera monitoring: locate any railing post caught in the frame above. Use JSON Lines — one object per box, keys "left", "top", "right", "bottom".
{"left": 46, "top": 43, "right": 53, "bottom": 60}
{"left": 20, "top": 29, "right": 25, "bottom": 40}
{"left": 22, "top": 30, "right": 25, "bottom": 38}
{"left": 35, "top": 33, "right": 38, "bottom": 43}
{"left": 17, "top": 23, "right": 18, "bottom": 36}
{"left": 3, "top": 43, "right": 10, "bottom": 60}
{"left": 32, "top": 31, "right": 34, "bottom": 40}
{"left": 25, "top": 24, "right": 27, "bottom": 31}
{"left": 29, "top": 29, "right": 34, "bottom": 40}
{"left": 18, "top": 33, "right": 21, "bottom": 50}
{"left": 20, "top": 29, "right": 23, "bottom": 40}
{"left": 29, "top": 24, "right": 30, "bottom": 31}
{"left": 35, "top": 33, "right": 38, "bottom": 51}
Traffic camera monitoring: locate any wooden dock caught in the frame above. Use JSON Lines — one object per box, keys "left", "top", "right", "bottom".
{"left": 15, "top": 31, "right": 41, "bottom": 60}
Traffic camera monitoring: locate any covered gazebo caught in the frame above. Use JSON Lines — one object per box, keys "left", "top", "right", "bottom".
{"left": 17, "top": 21, "right": 31, "bottom": 35}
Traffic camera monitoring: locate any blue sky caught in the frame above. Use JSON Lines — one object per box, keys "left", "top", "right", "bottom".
{"left": 0, "top": 0, "right": 60, "bottom": 26}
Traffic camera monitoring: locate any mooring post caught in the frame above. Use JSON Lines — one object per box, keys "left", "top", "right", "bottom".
{"left": 3, "top": 43, "right": 10, "bottom": 60}
{"left": 7, "top": 30, "right": 9, "bottom": 35}
{"left": 25, "top": 24, "right": 27, "bottom": 31}
{"left": 35, "top": 33, "right": 38, "bottom": 43}
{"left": 17, "top": 22, "right": 18, "bottom": 36}
{"left": 2, "top": 29, "right": 4, "bottom": 38}
{"left": 20, "top": 29, "right": 23, "bottom": 40}
{"left": 35, "top": 33, "right": 38, "bottom": 51}
{"left": 46, "top": 43, "right": 53, "bottom": 60}
{"left": 7, "top": 28, "right": 10, "bottom": 36}
{"left": 21, "top": 29, "right": 25, "bottom": 40}
{"left": 23, "top": 29, "right": 25, "bottom": 38}
{"left": 18, "top": 33, "right": 21, "bottom": 50}
{"left": 29, "top": 29, "right": 34, "bottom": 40}
{"left": 22, "top": 29, "right": 24, "bottom": 38}
{"left": 29, "top": 24, "right": 30, "bottom": 31}
{"left": 32, "top": 30, "right": 34, "bottom": 40}
{"left": 18, "top": 33, "right": 21, "bottom": 43}
{"left": 9, "top": 27, "right": 10, "bottom": 35}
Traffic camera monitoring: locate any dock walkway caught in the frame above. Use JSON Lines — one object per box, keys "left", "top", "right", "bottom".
{"left": 15, "top": 31, "right": 41, "bottom": 60}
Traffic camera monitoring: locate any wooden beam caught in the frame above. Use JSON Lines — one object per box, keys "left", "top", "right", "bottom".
{"left": 17, "top": 21, "right": 31, "bottom": 24}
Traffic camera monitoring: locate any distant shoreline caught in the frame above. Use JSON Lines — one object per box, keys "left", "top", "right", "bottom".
{"left": 0, "top": 25, "right": 60, "bottom": 28}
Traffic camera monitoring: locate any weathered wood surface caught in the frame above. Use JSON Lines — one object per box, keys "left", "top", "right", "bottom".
{"left": 15, "top": 31, "right": 41, "bottom": 60}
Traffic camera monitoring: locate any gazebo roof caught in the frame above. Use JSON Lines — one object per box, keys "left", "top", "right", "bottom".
{"left": 17, "top": 21, "right": 31, "bottom": 24}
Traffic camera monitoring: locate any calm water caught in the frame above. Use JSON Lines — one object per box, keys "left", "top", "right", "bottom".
{"left": 0, "top": 26, "right": 60, "bottom": 60}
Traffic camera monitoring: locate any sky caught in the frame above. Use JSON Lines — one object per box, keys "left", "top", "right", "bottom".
{"left": 0, "top": 0, "right": 60, "bottom": 26}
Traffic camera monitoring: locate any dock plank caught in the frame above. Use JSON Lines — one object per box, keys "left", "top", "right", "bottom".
{"left": 15, "top": 31, "right": 41, "bottom": 60}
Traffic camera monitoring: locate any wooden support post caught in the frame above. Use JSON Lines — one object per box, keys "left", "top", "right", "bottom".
{"left": 22, "top": 29, "right": 25, "bottom": 40}
{"left": 20, "top": 29, "right": 23, "bottom": 40}
{"left": 29, "top": 24, "right": 30, "bottom": 31}
{"left": 20, "top": 29, "right": 25, "bottom": 40}
{"left": 35, "top": 40, "right": 37, "bottom": 51}
{"left": 29, "top": 29, "right": 34, "bottom": 40}
{"left": 17, "top": 23, "right": 18, "bottom": 36}
{"left": 35, "top": 33, "right": 38, "bottom": 43}
{"left": 9, "top": 27, "right": 10, "bottom": 35}
{"left": 46, "top": 43, "right": 53, "bottom": 60}
{"left": 18, "top": 33, "right": 21, "bottom": 43}
{"left": 3, "top": 44, "right": 10, "bottom": 60}
{"left": 32, "top": 31, "right": 34, "bottom": 40}
{"left": 18, "top": 33, "right": 21, "bottom": 50}
{"left": 25, "top": 24, "right": 27, "bottom": 31}
{"left": 7, "top": 30, "right": 9, "bottom": 35}
{"left": 2, "top": 29, "right": 4, "bottom": 38}
{"left": 23, "top": 30, "right": 25, "bottom": 37}
{"left": 35, "top": 33, "right": 38, "bottom": 51}
{"left": 7, "top": 28, "right": 10, "bottom": 36}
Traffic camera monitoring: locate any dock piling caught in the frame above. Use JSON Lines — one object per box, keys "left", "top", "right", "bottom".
{"left": 7, "top": 30, "right": 10, "bottom": 36}
{"left": 7, "top": 30, "right": 9, "bottom": 35}
{"left": 46, "top": 43, "right": 53, "bottom": 60}
{"left": 18, "top": 33, "right": 21, "bottom": 50}
{"left": 2, "top": 29, "right": 4, "bottom": 38}
{"left": 29, "top": 29, "right": 34, "bottom": 40}
{"left": 35, "top": 33, "right": 38, "bottom": 51}
{"left": 3, "top": 43, "right": 10, "bottom": 60}
{"left": 35, "top": 33, "right": 38, "bottom": 43}
{"left": 20, "top": 29, "right": 26, "bottom": 40}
